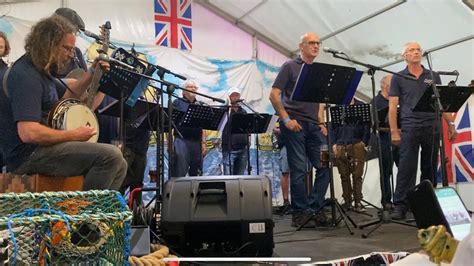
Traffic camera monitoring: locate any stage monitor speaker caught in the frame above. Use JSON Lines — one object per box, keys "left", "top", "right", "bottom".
{"left": 161, "top": 175, "right": 274, "bottom": 257}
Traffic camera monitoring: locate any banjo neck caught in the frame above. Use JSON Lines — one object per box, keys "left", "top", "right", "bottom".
{"left": 86, "top": 22, "right": 111, "bottom": 109}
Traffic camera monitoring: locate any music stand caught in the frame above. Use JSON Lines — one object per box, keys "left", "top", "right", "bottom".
{"left": 180, "top": 104, "right": 227, "bottom": 131}
{"left": 98, "top": 48, "right": 147, "bottom": 102}
{"left": 414, "top": 85, "right": 473, "bottom": 113}
{"left": 291, "top": 62, "right": 362, "bottom": 234}
{"left": 330, "top": 104, "right": 371, "bottom": 126}
{"left": 96, "top": 48, "right": 150, "bottom": 156}
{"left": 230, "top": 113, "right": 275, "bottom": 175}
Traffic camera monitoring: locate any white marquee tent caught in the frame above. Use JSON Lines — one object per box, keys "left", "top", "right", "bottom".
{"left": 0, "top": 0, "right": 472, "bottom": 208}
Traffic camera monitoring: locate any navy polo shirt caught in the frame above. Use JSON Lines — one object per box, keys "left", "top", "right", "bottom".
{"left": 371, "top": 92, "right": 389, "bottom": 128}
{"left": 389, "top": 66, "right": 441, "bottom": 129}
{"left": 273, "top": 57, "right": 320, "bottom": 124}
{"left": 0, "top": 55, "right": 64, "bottom": 171}
{"left": 172, "top": 97, "right": 202, "bottom": 141}
{"left": 372, "top": 92, "right": 389, "bottom": 111}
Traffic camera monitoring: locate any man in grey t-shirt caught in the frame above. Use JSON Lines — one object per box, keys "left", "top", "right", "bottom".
{"left": 269, "top": 32, "right": 330, "bottom": 228}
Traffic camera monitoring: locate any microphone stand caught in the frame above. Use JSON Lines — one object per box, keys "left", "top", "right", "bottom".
{"left": 423, "top": 52, "right": 449, "bottom": 187}
{"left": 328, "top": 51, "right": 417, "bottom": 238}
{"left": 237, "top": 100, "right": 264, "bottom": 175}
{"left": 115, "top": 65, "right": 225, "bottom": 184}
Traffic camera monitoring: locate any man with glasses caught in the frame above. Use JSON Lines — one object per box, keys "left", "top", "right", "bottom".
{"left": 0, "top": 15, "right": 127, "bottom": 190}
{"left": 389, "top": 42, "right": 457, "bottom": 220}
{"left": 53, "top": 8, "right": 88, "bottom": 78}
{"left": 269, "top": 32, "right": 330, "bottom": 228}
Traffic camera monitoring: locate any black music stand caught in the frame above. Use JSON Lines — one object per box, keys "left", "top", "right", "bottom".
{"left": 411, "top": 84, "right": 472, "bottom": 186}
{"left": 98, "top": 48, "right": 147, "bottom": 103}
{"left": 330, "top": 104, "right": 371, "bottom": 126}
{"left": 291, "top": 62, "right": 362, "bottom": 234}
{"left": 414, "top": 85, "right": 473, "bottom": 113}
{"left": 180, "top": 104, "right": 227, "bottom": 131}
{"left": 97, "top": 48, "right": 150, "bottom": 153}
{"left": 230, "top": 113, "right": 274, "bottom": 175}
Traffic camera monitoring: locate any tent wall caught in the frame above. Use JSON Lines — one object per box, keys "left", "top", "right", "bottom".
{"left": 0, "top": 0, "right": 472, "bottom": 210}
{"left": 0, "top": 0, "right": 288, "bottom": 65}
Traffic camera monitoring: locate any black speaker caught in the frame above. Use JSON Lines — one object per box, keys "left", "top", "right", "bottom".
{"left": 161, "top": 175, "right": 274, "bottom": 257}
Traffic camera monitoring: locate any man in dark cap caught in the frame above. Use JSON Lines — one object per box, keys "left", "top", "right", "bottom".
{"left": 53, "top": 7, "right": 87, "bottom": 78}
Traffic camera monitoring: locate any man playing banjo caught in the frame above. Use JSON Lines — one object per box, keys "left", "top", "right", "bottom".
{"left": 0, "top": 15, "right": 127, "bottom": 190}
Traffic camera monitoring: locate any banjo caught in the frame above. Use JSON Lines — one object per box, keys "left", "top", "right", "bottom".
{"left": 47, "top": 22, "right": 112, "bottom": 143}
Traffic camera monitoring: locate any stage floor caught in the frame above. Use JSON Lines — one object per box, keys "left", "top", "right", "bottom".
{"left": 272, "top": 207, "right": 420, "bottom": 264}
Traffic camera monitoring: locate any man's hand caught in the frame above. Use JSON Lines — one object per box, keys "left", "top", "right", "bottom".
{"left": 391, "top": 129, "right": 401, "bottom": 146}
{"left": 332, "top": 144, "right": 337, "bottom": 157}
{"left": 285, "top": 119, "right": 302, "bottom": 132}
{"left": 319, "top": 124, "right": 327, "bottom": 136}
{"left": 201, "top": 143, "right": 208, "bottom": 157}
{"left": 91, "top": 58, "right": 110, "bottom": 72}
{"left": 71, "top": 126, "right": 97, "bottom": 142}
{"left": 448, "top": 125, "right": 457, "bottom": 141}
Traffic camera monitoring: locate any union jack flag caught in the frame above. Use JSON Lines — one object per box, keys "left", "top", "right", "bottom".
{"left": 438, "top": 95, "right": 474, "bottom": 183}
{"left": 154, "top": 0, "right": 192, "bottom": 49}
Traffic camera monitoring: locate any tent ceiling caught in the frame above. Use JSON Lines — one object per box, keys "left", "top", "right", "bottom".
{"left": 197, "top": 0, "right": 474, "bottom": 101}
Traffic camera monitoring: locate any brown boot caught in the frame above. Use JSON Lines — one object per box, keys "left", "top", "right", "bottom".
{"left": 340, "top": 175, "right": 352, "bottom": 206}
{"left": 352, "top": 176, "right": 363, "bottom": 205}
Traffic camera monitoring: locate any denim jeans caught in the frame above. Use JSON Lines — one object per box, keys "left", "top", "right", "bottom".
{"left": 14, "top": 142, "right": 127, "bottom": 190}
{"left": 281, "top": 120, "right": 330, "bottom": 214}
{"left": 379, "top": 132, "right": 399, "bottom": 204}
{"left": 202, "top": 148, "right": 223, "bottom": 176}
{"left": 222, "top": 149, "right": 248, "bottom": 175}
{"left": 394, "top": 126, "right": 440, "bottom": 209}
{"left": 171, "top": 137, "right": 202, "bottom": 178}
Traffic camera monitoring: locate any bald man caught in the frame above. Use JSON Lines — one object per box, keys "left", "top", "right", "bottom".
{"left": 389, "top": 42, "right": 457, "bottom": 220}
{"left": 269, "top": 32, "right": 330, "bottom": 228}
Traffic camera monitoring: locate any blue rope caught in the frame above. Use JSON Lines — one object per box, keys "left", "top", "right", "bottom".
{"left": 115, "top": 192, "right": 128, "bottom": 211}
{"left": 115, "top": 192, "right": 132, "bottom": 265}
{"left": 7, "top": 208, "right": 75, "bottom": 265}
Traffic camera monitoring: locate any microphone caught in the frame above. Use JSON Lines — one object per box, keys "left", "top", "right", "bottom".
{"left": 235, "top": 99, "right": 245, "bottom": 103}
{"left": 436, "top": 70, "right": 459, "bottom": 76}
{"left": 323, "top": 47, "right": 344, "bottom": 55}
{"left": 82, "top": 29, "right": 101, "bottom": 40}
{"left": 97, "top": 53, "right": 135, "bottom": 70}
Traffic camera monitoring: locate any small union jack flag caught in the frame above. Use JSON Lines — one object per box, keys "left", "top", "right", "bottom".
{"left": 438, "top": 95, "right": 474, "bottom": 183}
{"left": 154, "top": 0, "right": 192, "bottom": 50}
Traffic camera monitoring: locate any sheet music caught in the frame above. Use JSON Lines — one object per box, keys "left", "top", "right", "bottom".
{"left": 218, "top": 112, "right": 228, "bottom": 134}
{"left": 266, "top": 115, "right": 279, "bottom": 134}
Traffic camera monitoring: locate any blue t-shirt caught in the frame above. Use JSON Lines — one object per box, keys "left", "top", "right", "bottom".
{"left": 0, "top": 55, "right": 64, "bottom": 171}
{"left": 272, "top": 57, "right": 320, "bottom": 124}
{"left": 389, "top": 66, "right": 441, "bottom": 129}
